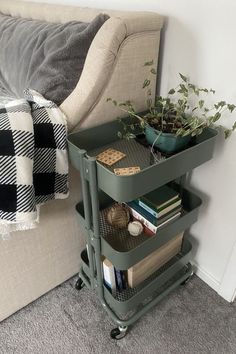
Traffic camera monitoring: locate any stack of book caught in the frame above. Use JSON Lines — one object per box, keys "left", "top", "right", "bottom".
{"left": 126, "top": 185, "right": 182, "bottom": 236}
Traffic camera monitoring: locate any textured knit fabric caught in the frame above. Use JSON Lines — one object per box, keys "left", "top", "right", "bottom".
{"left": 0, "top": 90, "right": 68, "bottom": 236}
{"left": 0, "top": 13, "right": 109, "bottom": 105}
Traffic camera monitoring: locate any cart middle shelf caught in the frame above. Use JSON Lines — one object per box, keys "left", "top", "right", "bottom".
{"left": 76, "top": 184, "right": 201, "bottom": 270}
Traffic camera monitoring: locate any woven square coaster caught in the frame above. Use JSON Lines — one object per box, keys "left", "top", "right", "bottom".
{"left": 96, "top": 148, "right": 126, "bottom": 166}
{"left": 114, "top": 166, "right": 140, "bottom": 176}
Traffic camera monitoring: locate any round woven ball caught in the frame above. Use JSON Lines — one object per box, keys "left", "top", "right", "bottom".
{"left": 128, "top": 221, "right": 143, "bottom": 236}
{"left": 106, "top": 203, "right": 130, "bottom": 229}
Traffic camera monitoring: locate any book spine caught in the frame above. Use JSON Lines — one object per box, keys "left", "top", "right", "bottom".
{"left": 103, "top": 260, "right": 116, "bottom": 296}
{"left": 129, "top": 207, "right": 157, "bottom": 234}
{"left": 138, "top": 200, "right": 158, "bottom": 218}
{"left": 126, "top": 201, "right": 157, "bottom": 225}
{"left": 121, "top": 271, "right": 127, "bottom": 289}
{"left": 138, "top": 221, "right": 155, "bottom": 236}
{"left": 115, "top": 269, "right": 123, "bottom": 292}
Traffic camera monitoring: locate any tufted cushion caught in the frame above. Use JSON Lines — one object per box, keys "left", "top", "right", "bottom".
{"left": 0, "top": 13, "right": 109, "bottom": 105}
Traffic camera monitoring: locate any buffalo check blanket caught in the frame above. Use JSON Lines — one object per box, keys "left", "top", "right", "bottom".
{"left": 0, "top": 89, "right": 69, "bottom": 237}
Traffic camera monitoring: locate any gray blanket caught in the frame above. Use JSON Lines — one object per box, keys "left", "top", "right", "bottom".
{"left": 0, "top": 13, "right": 109, "bottom": 105}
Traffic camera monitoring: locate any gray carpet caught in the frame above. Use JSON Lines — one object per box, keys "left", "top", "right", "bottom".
{"left": 0, "top": 276, "right": 235, "bottom": 354}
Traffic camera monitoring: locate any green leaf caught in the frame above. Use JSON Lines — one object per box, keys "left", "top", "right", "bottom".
{"left": 127, "top": 100, "right": 134, "bottom": 107}
{"left": 233, "top": 122, "right": 236, "bottom": 130}
{"left": 210, "top": 89, "right": 216, "bottom": 94}
{"left": 112, "top": 100, "right": 117, "bottom": 106}
{"left": 224, "top": 129, "right": 231, "bottom": 139}
{"left": 218, "top": 101, "right": 226, "bottom": 107}
{"left": 227, "top": 104, "right": 236, "bottom": 113}
{"left": 126, "top": 133, "right": 136, "bottom": 139}
{"left": 180, "top": 84, "right": 188, "bottom": 93}
{"left": 144, "top": 60, "right": 154, "bottom": 66}
{"left": 106, "top": 97, "right": 112, "bottom": 102}
{"left": 179, "top": 73, "right": 188, "bottom": 82}
{"left": 212, "top": 112, "right": 221, "bottom": 122}
{"left": 188, "top": 83, "right": 196, "bottom": 91}
{"left": 117, "top": 131, "right": 122, "bottom": 139}
{"left": 192, "top": 107, "right": 198, "bottom": 112}
{"left": 143, "top": 79, "right": 151, "bottom": 88}
{"left": 199, "top": 88, "right": 208, "bottom": 93}
{"left": 204, "top": 108, "right": 209, "bottom": 112}
{"left": 150, "top": 68, "right": 157, "bottom": 75}
{"left": 176, "top": 128, "right": 183, "bottom": 136}
{"left": 140, "top": 120, "right": 146, "bottom": 128}
{"left": 182, "top": 129, "right": 191, "bottom": 137}
{"left": 168, "top": 89, "right": 175, "bottom": 95}
{"left": 198, "top": 100, "right": 204, "bottom": 109}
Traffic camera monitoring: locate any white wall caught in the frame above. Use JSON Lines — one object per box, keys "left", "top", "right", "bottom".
{"left": 29, "top": 0, "right": 236, "bottom": 299}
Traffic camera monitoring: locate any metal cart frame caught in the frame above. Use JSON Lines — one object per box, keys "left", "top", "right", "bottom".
{"left": 68, "top": 118, "right": 218, "bottom": 339}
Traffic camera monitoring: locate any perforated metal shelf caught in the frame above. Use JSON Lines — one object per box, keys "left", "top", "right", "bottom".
{"left": 81, "top": 239, "right": 192, "bottom": 314}
{"left": 69, "top": 120, "right": 217, "bottom": 202}
{"left": 76, "top": 184, "right": 200, "bottom": 269}
{"left": 104, "top": 263, "right": 192, "bottom": 319}
{"left": 99, "top": 204, "right": 184, "bottom": 253}
{"left": 89, "top": 138, "right": 161, "bottom": 173}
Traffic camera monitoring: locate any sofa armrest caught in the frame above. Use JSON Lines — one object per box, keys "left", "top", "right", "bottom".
{"left": 111, "top": 12, "right": 163, "bottom": 35}
{"left": 60, "top": 15, "right": 163, "bottom": 131}
{"left": 60, "top": 17, "right": 127, "bottom": 131}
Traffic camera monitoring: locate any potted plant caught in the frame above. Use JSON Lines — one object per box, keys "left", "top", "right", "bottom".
{"left": 107, "top": 60, "right": 236, "bottom": 154}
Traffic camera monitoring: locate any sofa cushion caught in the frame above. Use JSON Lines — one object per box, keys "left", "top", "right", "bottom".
{"left": 0, "top": 13, "right": 109, "bottom": 105}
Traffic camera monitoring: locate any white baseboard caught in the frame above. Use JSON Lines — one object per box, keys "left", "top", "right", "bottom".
{"left": 193, "top": 263, "right": 220, "bottom": 293}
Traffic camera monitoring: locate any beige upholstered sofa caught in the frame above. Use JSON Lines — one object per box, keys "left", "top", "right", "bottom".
{"left": 0, "top": 0, "right": 163, "bottom": 322}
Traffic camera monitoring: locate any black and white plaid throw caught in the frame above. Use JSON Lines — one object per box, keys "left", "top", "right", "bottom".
{"left": 0, "top": 89, "right": 68, "bottom": 236}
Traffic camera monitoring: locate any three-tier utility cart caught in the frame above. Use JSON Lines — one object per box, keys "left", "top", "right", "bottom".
{"left": 68, "top": 117, "right": 217, "bottom": 339}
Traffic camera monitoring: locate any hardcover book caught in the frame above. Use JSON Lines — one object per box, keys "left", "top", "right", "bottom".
{"left": 139, "top": 185, "right": 180, "bottom": 216}
{"left": 128, "top": 203, "right": 181, "bottom": 235}
{"left": 138, "top": 199, "right": 181, "bottom": 218}
{"left": 115, "top": 269, "right": 124, "bottom": 291}
{"left": 103, "top": 258, "right": 116, "bottom": 295}
{"left": 127, "top": 233, "right": 184, "bottom": 288}
{"left": 127, "top": 201, "right": 182, "bottom": 226}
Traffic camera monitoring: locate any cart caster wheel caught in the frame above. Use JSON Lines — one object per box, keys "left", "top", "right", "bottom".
{"left": 181, "top": 271, "right": 194, "bottom": 286}
{"left": 110, "top": 326, "right": 128, "bottom": 340}
{"left": 75, "top": 277, "right": 84, "bottom": 290}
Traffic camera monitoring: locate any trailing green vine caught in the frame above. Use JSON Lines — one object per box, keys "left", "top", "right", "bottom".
{"left": 107, "top": 60, "right": 236, "bottom": 139}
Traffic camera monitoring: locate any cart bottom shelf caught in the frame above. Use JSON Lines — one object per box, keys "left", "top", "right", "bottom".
{"left": 107, "top": 262, "right": 192, "bottom": 320}
{"left": 80, "top": 261, "right": 193, "bottom": 326}
{"left": 80, "top": 239, "right": 192, "bottom": 315}
{"left": 111, "top": 254, "right": 187, "bottom": 303}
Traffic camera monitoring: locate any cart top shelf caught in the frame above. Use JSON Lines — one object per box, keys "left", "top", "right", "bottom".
{"left": 68, "top": 118, "right": 217, "bottom": 202}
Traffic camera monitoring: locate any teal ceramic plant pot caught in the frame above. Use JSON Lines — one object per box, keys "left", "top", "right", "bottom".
{"left": 145, "top": 124, "right": 192, "bottom": 154}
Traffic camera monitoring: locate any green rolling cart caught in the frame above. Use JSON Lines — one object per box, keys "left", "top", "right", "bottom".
{"left": 67, "top": 117, "right": 217, "bottom": 339}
